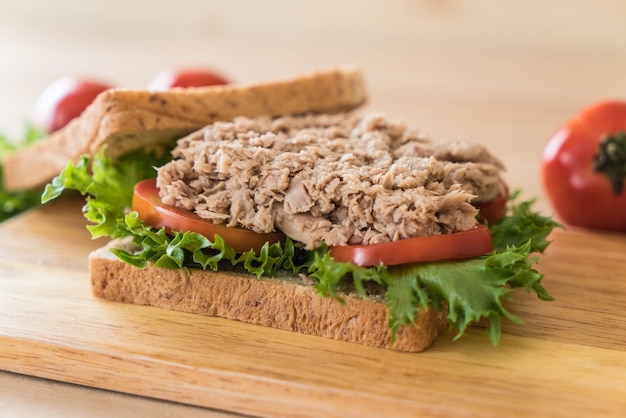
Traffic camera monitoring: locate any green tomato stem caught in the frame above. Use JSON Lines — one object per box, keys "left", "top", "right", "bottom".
{"left": 592, "top": 131, "right": 626, "bottom": 195}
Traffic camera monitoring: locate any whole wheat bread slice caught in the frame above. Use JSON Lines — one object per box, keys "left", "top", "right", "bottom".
{"left": 4, "top": 65, "right": 366, "bottom": 192}
{"left": 89, "top": 239, "right": 448, "bottom": 352}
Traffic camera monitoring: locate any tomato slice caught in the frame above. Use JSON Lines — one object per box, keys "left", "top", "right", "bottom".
{"left": 134, "top": 179, "right": 495, "bottom": 265}
{"left": 132, "top": 179, "right": 286, "bottom": 254}
{"left": 474, "top": 182, "right": 509, "bottom": 224}
{"left": 329, "top": 225, "right": 494, "bottom": 267}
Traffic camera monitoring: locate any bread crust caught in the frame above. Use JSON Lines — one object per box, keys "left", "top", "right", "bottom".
{"left": 89, "top": 240, "right": 448, "bottom": 352}
{"left": 4, "top": 66, "right": 367, "bottom": 192}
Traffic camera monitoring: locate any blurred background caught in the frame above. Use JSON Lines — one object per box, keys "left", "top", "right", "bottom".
{"left": 2, "top": 0, "right": 626, "bottom": 211}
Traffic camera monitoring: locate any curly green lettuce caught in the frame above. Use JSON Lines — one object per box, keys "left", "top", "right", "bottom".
{"left": 0, "top": 126, "right": 46, "bottom": 222}
{"left": 42, "top": 151, "right": 559, "bottom": 345}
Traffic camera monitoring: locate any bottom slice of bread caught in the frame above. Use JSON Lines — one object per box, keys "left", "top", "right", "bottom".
{"left": 88, "top": 239, "right": 448, "bottom": 352}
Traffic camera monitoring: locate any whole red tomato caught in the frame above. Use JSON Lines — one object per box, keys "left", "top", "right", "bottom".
{"left": 147, "top": 68, "right": 230, "bottom": 90}
{"left": 35, "top": 76, "right": 113, "bottom": 132}
{"left": 542, "top": 100, "right": 626, "bottom": 231}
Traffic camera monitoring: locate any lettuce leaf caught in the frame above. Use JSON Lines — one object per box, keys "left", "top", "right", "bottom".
{"left": 0, "top": 126, "right": 46, "bottom": 222}
{"left": 42, "top": 148, "right": 171, "bottom": 238}
{"left": 43, "top": 151, "right": 559, "bottom": 345}
{"left": 305, "top": 221, "right": 555, "bottom": 345}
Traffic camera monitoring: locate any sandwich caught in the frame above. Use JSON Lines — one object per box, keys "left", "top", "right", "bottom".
{"left": 11, "top": 66, "right": 557, "bottom": 352}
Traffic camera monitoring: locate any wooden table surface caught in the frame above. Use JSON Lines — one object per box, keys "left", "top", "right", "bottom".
{"left": 2, "top": 1, "right": 626, "bottom": 417}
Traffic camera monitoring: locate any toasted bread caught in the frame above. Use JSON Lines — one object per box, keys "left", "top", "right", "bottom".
{"left": 89, "top": 239, "right": 448, "bottom": 352}
{"left": 4, "top": 66, "right": 366, "bottom": 192}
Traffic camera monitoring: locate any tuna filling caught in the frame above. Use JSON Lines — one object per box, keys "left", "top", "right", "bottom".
{"left": 156, "top": 112, "right": 505, "bottom": 249}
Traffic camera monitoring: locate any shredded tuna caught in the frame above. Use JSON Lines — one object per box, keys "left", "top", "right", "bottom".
{"left": 156, "top": 112, "right": 506, "bottom": 249}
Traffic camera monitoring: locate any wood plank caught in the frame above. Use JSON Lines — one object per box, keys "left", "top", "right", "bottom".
{"left": 1, "top": 197, "right": 626, "bottom": 416}
{"left": 0, "top": 370, "right": 235, "bottom": 418}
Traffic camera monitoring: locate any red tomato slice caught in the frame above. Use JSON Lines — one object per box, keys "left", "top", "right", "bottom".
{"left": 132, "top": 179, "right": 285, "bottom": 254}
{"left": 134, "top": 179, "right": 495, "bottom": 265}
{"left": 329, "top": 225, "right": 494, "bottom": 267}
{"left": 474, "top": 182, "right": 509, "bottom": 224}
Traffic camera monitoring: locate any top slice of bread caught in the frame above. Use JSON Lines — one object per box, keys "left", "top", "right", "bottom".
{"left": 3, "top": 65, "right": 366, "bottom": 192}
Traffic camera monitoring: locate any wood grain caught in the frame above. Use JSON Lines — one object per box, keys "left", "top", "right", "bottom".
{"left": 1, "top": 197, "right": 626, "bottom": 417}
{"left": 3, "top": 1, "right": 626, "bottom": 415}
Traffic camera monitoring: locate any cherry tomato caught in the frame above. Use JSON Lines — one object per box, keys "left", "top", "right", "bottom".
{"left": 542, "top": 101, "right": 626, "bottom": 231}
{"left": 329, "top": 225, "right": 494, "bottom": 267}
{"left": 474, "top": 182, "right": 509, "bottom": 224}
{"left": 132, "top": 179, "right": 285, "bottom": 254}
{"left": 35, "top": 76, "right": 113, "bottom": 132}
{"left": 147, "top": 68, "right": 230, "bottom": 90}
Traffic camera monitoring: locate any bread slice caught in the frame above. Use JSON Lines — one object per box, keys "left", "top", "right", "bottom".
{"left": 4, "top": 65, "right": 366, "bottom": 192}
{"left": 89, "top": 239, "right": 448, "bottom": 352}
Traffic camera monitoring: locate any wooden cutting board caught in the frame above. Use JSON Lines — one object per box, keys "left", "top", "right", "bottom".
{"left": 1, "top": 196, "right": 626, "bottom": 417}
